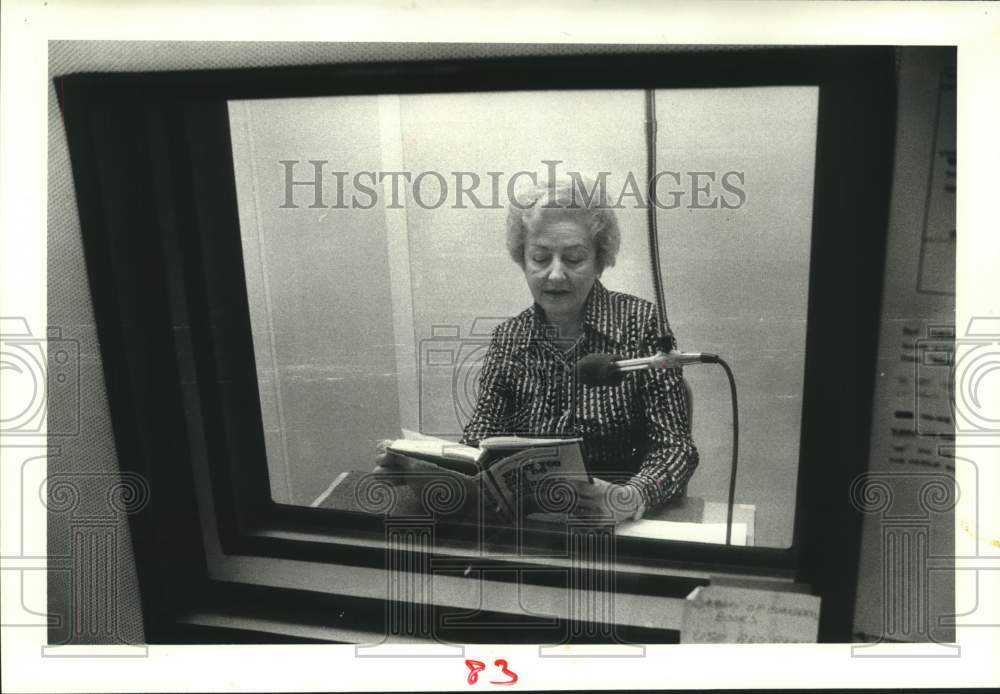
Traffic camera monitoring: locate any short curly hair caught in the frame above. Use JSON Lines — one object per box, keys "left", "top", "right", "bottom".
{"left": 506, "top": 174, "right": 621, "bottom": 272}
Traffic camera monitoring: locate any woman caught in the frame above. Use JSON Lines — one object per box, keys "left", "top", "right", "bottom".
{"left": 378, "top": 174, "right": 698, "bottom": 525}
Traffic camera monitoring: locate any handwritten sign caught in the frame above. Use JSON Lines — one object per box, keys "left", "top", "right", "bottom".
{"left": 681, "top": 585, "right": 820, "bottom": 643}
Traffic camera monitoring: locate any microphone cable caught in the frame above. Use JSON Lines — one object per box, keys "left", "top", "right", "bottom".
{"left": 714, "top": 357, "right": 739, "bottom": 546}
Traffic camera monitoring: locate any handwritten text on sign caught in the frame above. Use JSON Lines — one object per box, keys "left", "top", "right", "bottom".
{"left": 681, "top": 585, "right": 821, "bottom": 643}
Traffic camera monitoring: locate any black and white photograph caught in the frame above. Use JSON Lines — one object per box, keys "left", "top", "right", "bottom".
{"left": 1, "top": 1, "right": 998, "bottom": 692}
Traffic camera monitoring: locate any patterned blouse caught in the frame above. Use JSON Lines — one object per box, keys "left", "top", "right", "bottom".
{"left": 460, "top": 280, "right": 699, "bottom": 511}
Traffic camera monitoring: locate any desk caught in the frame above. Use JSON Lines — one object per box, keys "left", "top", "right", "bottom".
{"left": 312, "top": 471, "right": 755, "bottom": 546}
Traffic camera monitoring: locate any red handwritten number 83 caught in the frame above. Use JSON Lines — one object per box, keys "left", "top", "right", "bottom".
{"left": 465, "top": 659, "right": 518, "bottom": 686}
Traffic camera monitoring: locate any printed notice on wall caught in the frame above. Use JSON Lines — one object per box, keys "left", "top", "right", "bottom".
{"left": 681, "top": 585, "right": 821, "bottom": 643}
{"left": 892, "top": 321, "right": 956, "bottom": 468}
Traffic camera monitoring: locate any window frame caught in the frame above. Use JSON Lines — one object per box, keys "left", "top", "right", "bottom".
{"left": 57, "top": 46, "right": 897, "bottom": 643}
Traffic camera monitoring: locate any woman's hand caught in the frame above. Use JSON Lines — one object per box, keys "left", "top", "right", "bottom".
{"left": 570, "top": 477, "right": 645, "bottom": 525}
{"left": 371, "top": 439, "right": 407, "bottom": 483}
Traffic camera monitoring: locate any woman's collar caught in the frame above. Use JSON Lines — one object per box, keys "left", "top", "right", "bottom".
{"left": 527, "top": 280, "right": 627, "bottom": 346}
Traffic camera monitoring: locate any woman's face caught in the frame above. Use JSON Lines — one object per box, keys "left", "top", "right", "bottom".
{"left": 523, "top": 217, "right": 601, "bottom": 326}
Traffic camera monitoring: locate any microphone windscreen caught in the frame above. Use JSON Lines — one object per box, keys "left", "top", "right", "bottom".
{"left": 575, "top": 353, "right": 623, "bottom": 387}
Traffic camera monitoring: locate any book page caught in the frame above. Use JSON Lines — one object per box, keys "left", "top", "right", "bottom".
{"left": 478, "top": 435, "right": 584, "bottom": 450}
{"left": 387, "top": 439, "right": 482, "bottom": 463}
{"left": 400, "top": 428, "right": 448, "bottom": 442}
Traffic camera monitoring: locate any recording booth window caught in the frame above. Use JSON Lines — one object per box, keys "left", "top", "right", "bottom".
{"left": 232, "top": 86, "right": 816, "bottom": 552}
{"left": 57, "top": 48, "right": 895, "bottom": 643}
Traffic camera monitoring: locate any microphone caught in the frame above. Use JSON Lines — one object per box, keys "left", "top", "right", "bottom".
{"left": 576, "top": 351, "right": 719, "bottom": 386}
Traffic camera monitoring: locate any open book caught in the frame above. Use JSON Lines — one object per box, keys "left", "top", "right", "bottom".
{"left": 386, "top": 432, "right": 590, "bottom": 522}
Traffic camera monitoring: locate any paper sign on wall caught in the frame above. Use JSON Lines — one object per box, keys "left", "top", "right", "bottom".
{"left": 681, "top": 585, "right": 821, "bottom": 643}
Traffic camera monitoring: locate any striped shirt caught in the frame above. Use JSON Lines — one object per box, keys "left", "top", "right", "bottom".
{"left": 460, "top": 280, "right": 699, "bottom": 512}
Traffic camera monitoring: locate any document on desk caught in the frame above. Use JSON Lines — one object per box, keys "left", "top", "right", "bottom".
{"left": 616, "top": 519, "right": 748, "bottom": 546}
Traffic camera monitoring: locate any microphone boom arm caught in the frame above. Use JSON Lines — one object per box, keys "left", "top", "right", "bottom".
{"left": 613, "top": 351, "right": 720, "bottom": 372}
